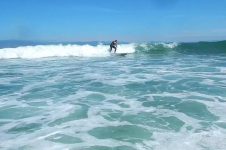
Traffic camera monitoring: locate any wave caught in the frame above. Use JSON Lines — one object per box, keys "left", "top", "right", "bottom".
{"left": 0, "top": 40, "right": 225, "bottom": 59}
{"left": 135, "top": 41, "right": 226, "bottom": 55}
{"left": 135, "top": 42, "right": 178, "bottom": 54}
{"left": 176, "top": 40, "right": 226, "bottom": 54}
{"left": 0, "top": 44, "right": 135, "bottom": 59}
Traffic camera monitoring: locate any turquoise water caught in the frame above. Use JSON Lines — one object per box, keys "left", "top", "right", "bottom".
{"left": 0, "top": 42, "right": 226, "bottom": 150}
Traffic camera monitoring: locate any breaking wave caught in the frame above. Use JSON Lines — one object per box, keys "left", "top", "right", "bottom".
{"left": 0, "top": 40, "right": 226, "bottom": 59}
{"left": 0, "top": 44, "right": 135, "bottom": 59}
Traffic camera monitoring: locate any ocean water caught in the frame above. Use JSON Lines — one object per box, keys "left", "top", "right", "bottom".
{"left": 0, "top": 42, "right": 226, "bottom": 150}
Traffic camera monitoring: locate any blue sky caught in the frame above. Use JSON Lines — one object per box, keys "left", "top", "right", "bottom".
{"left": 0, "top": 0, "right": 226, "bottom": 42}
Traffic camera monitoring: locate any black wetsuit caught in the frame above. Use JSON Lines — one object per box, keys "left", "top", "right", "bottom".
{"left": 110, "top": 41, "right": 117, "bottom": 53}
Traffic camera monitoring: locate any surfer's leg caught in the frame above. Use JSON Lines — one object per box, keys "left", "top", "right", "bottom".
{"left": 113, "top": 46, "right": 116, "bottom": 53}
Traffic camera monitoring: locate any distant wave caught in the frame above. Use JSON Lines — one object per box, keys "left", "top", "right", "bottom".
{"left": 0, "top": 41, "right": 226, "bottom": 59}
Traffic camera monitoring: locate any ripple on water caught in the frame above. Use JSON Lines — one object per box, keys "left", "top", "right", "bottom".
{"left": 83, "top": 93, "right": 106, "bottom": 105}
{"left": 175, "top": 101, "right": 219, "bottom": 121}
{"left": 78, "top": 145, "right": 136, "bottom": 150}
{"left": 7, "top": 123, "right": 42, "bottom": 134}
{"left": 0, "top": 106, "right": 41, "bottom": 120}
{"left": 88, "top": 125, "right": 152, "bottom": 143}
{"left": 216, "top": 122, "right": 226, "bottom": 129}
{"left": 0, "top": 84, "right": 24, "bottom": 95}
{"left": 48, "top": 104, "right": 89, "bottom": 127}
{"left": 45, "top": 133, "right": 83, "bottom": 144}
{"left": 121, "top": 113, "right": 185, "bottom": 132}
{"left": 142, "top": 96, "right": 219, "bottom": 121}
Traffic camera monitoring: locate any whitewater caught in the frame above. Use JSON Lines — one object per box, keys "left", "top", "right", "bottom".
{"left": 0, "top": 41, "right": 226, "bottom": 150}
{"left": 0, "top": 44, "right": 136, "bottom": 59}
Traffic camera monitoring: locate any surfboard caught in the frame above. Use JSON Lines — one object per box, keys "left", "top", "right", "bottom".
{"left": 111, "top": 53, "right": 128, "bottom": 56}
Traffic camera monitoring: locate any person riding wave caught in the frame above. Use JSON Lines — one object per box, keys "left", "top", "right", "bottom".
{"left": 110, "top": 40, "right": 118, "bottom": 53}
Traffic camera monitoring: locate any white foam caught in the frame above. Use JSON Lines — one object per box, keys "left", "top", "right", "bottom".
{"left": 149, "top": 129, "right": 226, "bottom": 150}
{"left": 157, "top": 42, "right": 178, "bottom": 49}
{"left": 218, "top": 67, "right": 226, "bottom": 73}
{"left": 0, "top": 44, "right": 135, "bottom": 59}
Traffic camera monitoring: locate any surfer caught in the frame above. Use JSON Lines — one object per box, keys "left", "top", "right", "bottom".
{"left": 110, "top": 40, "right": 118, "bottom": 53}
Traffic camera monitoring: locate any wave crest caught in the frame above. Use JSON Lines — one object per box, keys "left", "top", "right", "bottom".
{"left": 135, "top": 42, "right": 178, "bottom": 54}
